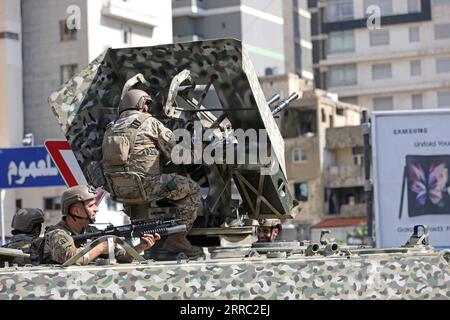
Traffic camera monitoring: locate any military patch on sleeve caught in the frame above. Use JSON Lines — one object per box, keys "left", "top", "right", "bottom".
{"left": 130, "top": 119, "right": 142, "bottom": 129}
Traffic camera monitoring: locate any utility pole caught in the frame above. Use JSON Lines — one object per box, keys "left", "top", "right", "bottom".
{"left": 362, "top": 111, "right": 374, "bottom": 247}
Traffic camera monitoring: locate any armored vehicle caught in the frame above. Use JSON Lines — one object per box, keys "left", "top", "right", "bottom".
{"left": 0, "top": 39, "right": 449, "bottom": 300}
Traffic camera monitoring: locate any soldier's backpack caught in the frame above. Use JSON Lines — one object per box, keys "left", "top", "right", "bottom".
{"left": 102, "top": 113, "right": 152, "bottom": 168}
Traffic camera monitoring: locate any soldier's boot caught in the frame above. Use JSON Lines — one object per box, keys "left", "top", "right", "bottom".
{"left": 145, "top": 233, "right": 203, "bottom": 261}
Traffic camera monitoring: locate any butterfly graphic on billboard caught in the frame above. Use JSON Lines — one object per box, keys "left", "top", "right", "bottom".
{"left": 400, "top": 155, "right": 450, "bottom": 218}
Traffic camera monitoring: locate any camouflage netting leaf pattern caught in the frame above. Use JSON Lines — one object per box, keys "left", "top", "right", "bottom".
{"left": 48, "top": 38, "right": 286, "bottom": 179}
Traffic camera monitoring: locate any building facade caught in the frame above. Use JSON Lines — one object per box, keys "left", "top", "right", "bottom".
{"left": 260, "top": 73, "right": 366, "bottom": 232}
{"left": 173, "top": 0, "right": 314, "bottom": 79}
{"left": 309, "top": 0, "right": 450, "bottom": 110}
{"left": 0, "top": 0, "right": 173, "bottom": 239}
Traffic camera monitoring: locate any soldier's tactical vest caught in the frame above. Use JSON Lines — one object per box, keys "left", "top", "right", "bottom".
{"left": 3, "top": 234, "right": 42, "bottom": 266}
{"left": 102, "top": 113, "right": 161, "bottom": 201}
{"left": 102, "top": 113, "right": 160, "bottom": 175}
{"left": 38, "top": 222, "right": 73, "bottom": 265}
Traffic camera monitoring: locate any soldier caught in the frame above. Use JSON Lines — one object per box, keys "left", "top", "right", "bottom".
{"left": 256, "top": 218, "right": 282, "bottom": 243}
{"left": 1, "top": 208, "right": 45, "bottom": 265}
{"left": 102, "top": 89, "right": 203, "bottom": 258}
{"left": 41, "top": 185, "right": 159, "bottom": 265}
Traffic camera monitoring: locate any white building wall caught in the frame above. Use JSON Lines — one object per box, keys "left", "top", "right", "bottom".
{"left": 323, "top": 3, "right": 450, "bottom": 111}
{"left": 0, "top": 0, "right": 23, "bottom": 241}
{"left": 87, "top": 0, "right": 172, "bottom": 60}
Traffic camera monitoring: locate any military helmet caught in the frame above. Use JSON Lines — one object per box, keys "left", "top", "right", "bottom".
{"left": 61, "top": 185, "right": 98, "bottom": 216}
{"left": 258, "top": 218, "right": 282, "bottom": 230}
{"left": 118, "top": 89, "right": 152, "bottom": 114}
{"left": 11, "top": 208, "right": 45, "bottom": 233}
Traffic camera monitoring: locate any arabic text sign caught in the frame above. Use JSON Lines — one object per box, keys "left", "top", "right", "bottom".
{"left": 0, "top": 147, "right": 66, "bottom": 189}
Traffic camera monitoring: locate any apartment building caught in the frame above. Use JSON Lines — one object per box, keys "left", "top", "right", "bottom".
{"left": 309, "top": 0, "right": 450, "bottom": 110}
{"left": 0, "top": 0, "right": 173, "bottom": 238}
{"left": 260, "top": 73, "right": 367, "bottom": 231}
{"left": 173, "top": 0, "right": 314, "bottom": 79}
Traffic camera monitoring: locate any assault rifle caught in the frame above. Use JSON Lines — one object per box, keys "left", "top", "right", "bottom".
{"left": 72, "top": 218, "right": 187, "bottom": 246}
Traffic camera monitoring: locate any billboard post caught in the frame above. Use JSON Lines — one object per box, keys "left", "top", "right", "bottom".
{"left": 362, "top": 111, "right": 374, "bottom": 246}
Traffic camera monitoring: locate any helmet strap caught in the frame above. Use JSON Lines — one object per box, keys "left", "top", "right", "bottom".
{"left": 69, "top": 203, "right": 94, "bottom": 224}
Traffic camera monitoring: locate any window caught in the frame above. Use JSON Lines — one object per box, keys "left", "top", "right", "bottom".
{"left": 370, "top": 30, "right": 390, "bottom": 46}
{"left": 15, "top": 199, "right": 22, "bottom": 212}
{"left": 409, "top": 26, "right": 420, "bottom": 42}
{"left": 328, "top": 30, "right": 355, "bottom": 54}
{"left": 336, "top": 107, "right": 345, "bottom": 115}
{"left": 123, "top": 30, "right": 129, "bottom": 44}
{"left": 436, "top": 57, "right": 450, "bottom": 73}
{"left": 434, "top": 23, "right": 450, "bottom": 40}
{"left": 106, "top": 196, "right": 119, "bottom": 211}
{"left": 60, "top": 64, "right": 78, "bottom": 84}
{"left": 340, "top": 96, "right": 358, "bottom": 105}
{"left": 364, "top": 0, "right": 393, "bottom": 16}
{"left": 372, "top": 63, "right": 392, "bottom": 80}
{"left": 326, "top": 0, "right": 353, "bottom": 22}
{"left": 59, "top": 19, "right": 78, "bottom": 41}
{"left": 407, "top": 0, "right": 420, "bottom": 12}
{"left": 321, "top": 109, "right": 326, "bottom": 122}
{"left": 412, "top": 94, "right": 423, "bottom": 109}
{"left": 352, "top": 147, "right": 364, "bottom": 166}
{"left": 329, "top": 64, "right": 357, "bottom": 87}
{"left": 437, "top": 91, "right": 450, "bottom": 108}
{"left": 373, "top": 96, "right": 393, "bottom": 110}
{"left": 354, "top": 154, "right": 364, "bottom": 166}
{"left": 44, "top": 197, "right": 61, "bottom": 210}
{"left": 292, "top": 148, "right": 307, "bottom": 163}
{"left": 410, "top": 60, "right": 421, "bottom": 76}
{"left": 295, "top": 43, "right": 302, "bottom": 71}
{"left": 294, "top": 182, "right": 309, "bottom": 202}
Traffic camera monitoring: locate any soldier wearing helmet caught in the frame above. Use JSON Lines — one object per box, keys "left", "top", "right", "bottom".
{"left": 102, "top": 89, "right": 203, "bottom": 259}
{"left": 256, "top": 219, "right": 282, "bottom": 243}
{"left": 1, "top": 208, "right": 45, "bottom": 265}
{"left": 40, "top": 185, "right": 160, "bottom": 265}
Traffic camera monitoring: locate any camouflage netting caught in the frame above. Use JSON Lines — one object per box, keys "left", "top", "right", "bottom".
{"left": 48, "top": 38, "right": 286, "bottom": 180}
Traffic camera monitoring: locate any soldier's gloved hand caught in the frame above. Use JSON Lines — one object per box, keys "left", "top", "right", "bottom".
{"left": 135, "top": 233, "right": 161, "bottom": 252}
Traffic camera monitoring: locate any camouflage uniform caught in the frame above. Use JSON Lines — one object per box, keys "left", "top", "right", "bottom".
{"left": 2, "top": 234, "right": 41, "bottom": 266}
{"left": 41, "top": 219, "right": 128, "bottom": 265}
{"left": 1, "top": 208, "right": 45, "bottom": 265}
{"left": 104, "top": 109, "right": 201, "bottom": 232}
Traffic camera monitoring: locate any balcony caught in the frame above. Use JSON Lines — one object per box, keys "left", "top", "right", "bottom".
{"left": 102, "top": 0, "right": 160, "bottom": 27}
{"left": 326, "top": 126, "right": 363, "bottom": 150}
{"left": 324, "top": 165, "right": 364, "bottom": 188}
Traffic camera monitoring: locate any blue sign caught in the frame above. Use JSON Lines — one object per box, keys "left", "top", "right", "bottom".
{"left": 0, "top": 147, "right": 65, "bottom": 189}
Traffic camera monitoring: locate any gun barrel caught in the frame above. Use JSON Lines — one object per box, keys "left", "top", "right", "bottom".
{"left": 272, "top": 92, "right": 300, "bottom": 116}
{"left": 267, "top": 93, "right": 281, "bottom": 107}
{"left": 139, "top": 224, "right": 187, "bottom": 237}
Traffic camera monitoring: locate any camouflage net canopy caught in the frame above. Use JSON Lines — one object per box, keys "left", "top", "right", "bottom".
{"left": 48, "top": 38, "right": 286, "bottom": 180}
